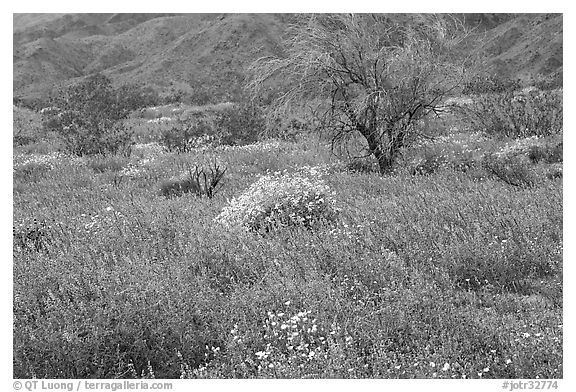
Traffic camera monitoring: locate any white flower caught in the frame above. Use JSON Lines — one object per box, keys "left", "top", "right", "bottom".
{"left": 442, "top": 363, "right": 450, "bottom": 371}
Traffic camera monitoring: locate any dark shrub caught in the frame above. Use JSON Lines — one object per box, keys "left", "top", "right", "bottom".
{"left": 455, "top": 88, "right": 562, "bottom": 139}
{"left": 42, "top": 74, "right": 154, "bottom": 156}
{"left": 159, "top": 177, "right": 201, "bottom": 199}
{"left": 546, "top": 164, "right": 563, "bottom": 180}
{"left": 160, "top": 118, "right": 213, "bottom": 153}
{"left": 87, "top": 155, "right": 129, "bottom": 173}
{"left": 159, "top": 161, "right": 226, "bottom": 199}
{"left": 527, "top": 145, "right": 547, "bottom": 163}
{"left": 410, "top": 151, "right": 447, "bottom": 176}
{"left": 482, "top": 153, "right": 534, "bottom": 187}
{"left": 545, "top": 141, "right": 563, "bottom": 163}
{"left": 13, "top": 219, "right": 52, "bottom": 252}
{"left": 13, "top": 106, "right": 43, "bottom": 146}
{"left": 344, "top": 158, "right": 377, "bottom": 174}
{"left": 462, "top": 75, "right": 521, "bottom": 95}
{"left": 214, "top": 102, "right": 265, "bottom": 146}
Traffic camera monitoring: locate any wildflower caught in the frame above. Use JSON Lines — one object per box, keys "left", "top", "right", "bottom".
{"left": 430, "top": 362, "right": 435, "bottom": 368}
{"left": 442, "top": 363, "right": 450, "bottom": 371}
{"left": 214, "top": 171, "right": 339, "bottom": 232}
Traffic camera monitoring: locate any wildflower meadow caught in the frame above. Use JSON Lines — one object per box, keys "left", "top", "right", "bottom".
{"left": 12, "top": 13, "right": 563, "bottom": 382}
{"left": 13, "top": 114, "right": 562, "bottom": 378}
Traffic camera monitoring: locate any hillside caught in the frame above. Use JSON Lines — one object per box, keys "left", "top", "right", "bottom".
{"left": 13, "top": 13, "right": 563, "bottom": 104}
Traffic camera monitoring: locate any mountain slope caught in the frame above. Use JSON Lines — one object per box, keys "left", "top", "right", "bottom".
{"left": 13, "top": 13, "right": 563, "bottom": 103}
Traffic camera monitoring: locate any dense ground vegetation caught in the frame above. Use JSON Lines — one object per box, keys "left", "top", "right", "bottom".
{"left": 13, "top": 75, "right": 562, "bottom": 378}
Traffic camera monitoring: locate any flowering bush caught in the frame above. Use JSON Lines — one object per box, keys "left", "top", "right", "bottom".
{"left": 215, "top": 170, "right": 339, "bottom": 233}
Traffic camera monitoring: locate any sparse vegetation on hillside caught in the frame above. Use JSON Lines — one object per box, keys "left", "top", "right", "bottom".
{"left": 13, "top": 14, "right": 562, "bottom": 105}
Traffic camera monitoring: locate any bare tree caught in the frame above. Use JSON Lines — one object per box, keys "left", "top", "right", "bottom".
{"left": 249, "top": 14, "right": 474, "bottom": 174}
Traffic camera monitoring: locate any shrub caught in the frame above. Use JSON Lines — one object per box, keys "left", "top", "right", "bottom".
{"left": 456, "top": 87, "right": 562, "bottom": 139}
{"left": 159, "top": 177, "right": 200, "bottom": 199}
{"left": 13, "top": 219, "right": 53, "bottom": 252}
{"left": 343, "top": 158, "right": 378, "bottom": 174}
{"left": 545, "top": 141, "right": 563, "bottom": 164}
{"left": 214, "top": 170, "right": 339, "bottom": 233}
{"left": 462, "top": 75, "right": 521, "bottom": 95}
{"left": 160, "top": 118, "right": 214, "bottom": 153}
{"left": 493, "top": 136, "right": 563, "bottom": 164}
{"left": 410, "top": 151, "right": 448, "bottom": 176}
{"left": 159, "top": 161, "right": 226, "bottom": 199}
{"left": 546, "top": 164, "right": 563, "bottom": 180}
{"left": 214, "top": 101, "right": 265, "bottom": 146}
{"left": 87, "top": 155, "right": 130, "bottom": 173}
{"left": 13, "top": 152, "right": 66, "bottom": 182}
{"left": 13, "top": 106, "right": 44, "bottom": 146}
{"left": 41, "top": 74, "right": 154, "bottom": 156}
{"left": 482, "top": 153, "right": 534, "bottom": 188}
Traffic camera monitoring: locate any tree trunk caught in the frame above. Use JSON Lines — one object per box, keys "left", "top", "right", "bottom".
{"left": 358, "top": 123, "right": 397, "bottom": 175}
{"left": 375, "top": 151, "right": 394, "bottom": 175}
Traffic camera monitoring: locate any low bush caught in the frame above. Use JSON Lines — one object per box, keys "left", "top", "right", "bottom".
{"left": 215, "top": 170, "right": 339, "bottom": 233}
{"left": 546, "top": 164, "right": 563, "bottom": 180}
{"left": 481, "top": 153, "right": 534, "bottom": 188}
{"left": 214, "top": 101, "right": 265, "bottom": 146}
{"left": 456, "top": 87, "right": 562, "bottom": 139}
{"left": 87, "top": 155, "right": 130, "bottom": 173}
{"left": 410, "top": 151, "right": 448, "bottom": 176}
{"left": 160, "top": 118, "right": 214, "bottom": 153}
{"left": 343, "top": 158, "right": 378, "bottom": 174}
{"left": 13, "top": 218, "right": 53, "bottom": 253}
{"left": 13, "top": 106, "right": 44, "bottom": 146}
{"left": 159, "top": 161, "right": 226, "bottom": 199}
{"left": 41, "top": 74, "right": 155, "bottom": 156}
{"left": 462, "top": 75, "right": 522, "bottom": 95}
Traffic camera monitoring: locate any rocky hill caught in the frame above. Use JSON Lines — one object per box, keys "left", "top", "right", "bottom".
{"left": 13, "top": 13, "right": 563, "bottom": 104}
